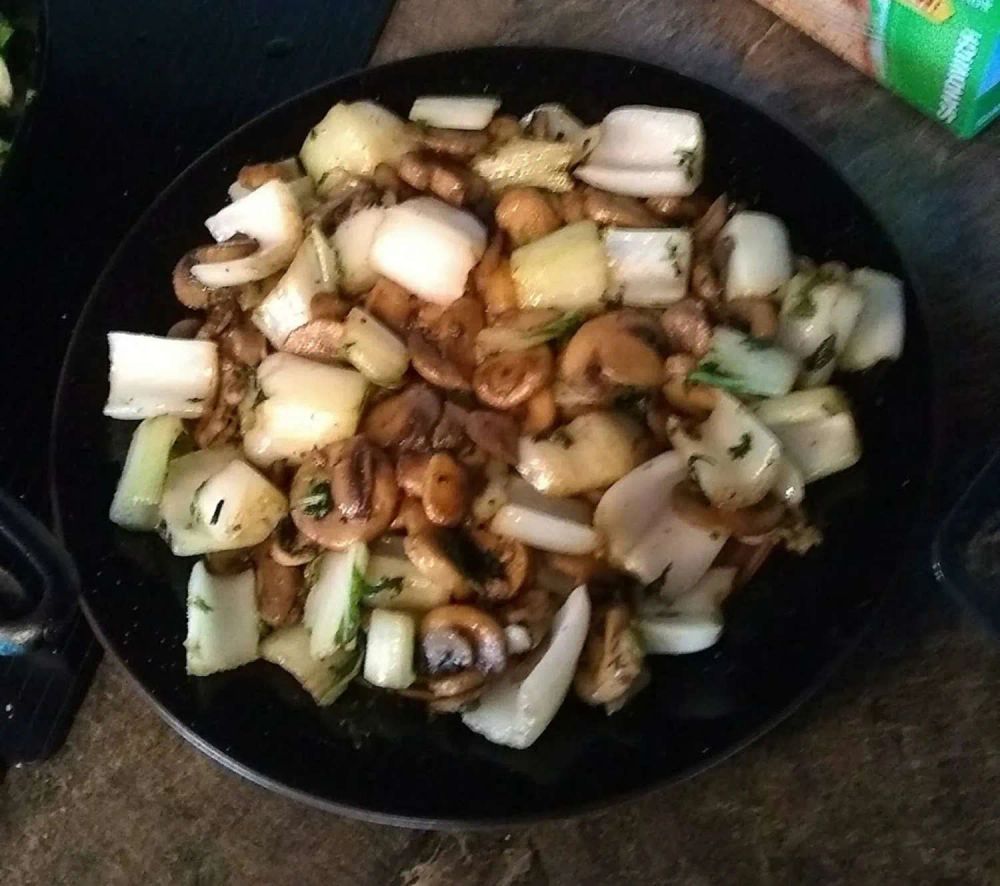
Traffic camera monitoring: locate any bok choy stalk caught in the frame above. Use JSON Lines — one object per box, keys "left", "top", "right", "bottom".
{"left": 252, "top": 227, "right": 339, "bottom": 347}
{"left": 109, "top": 416, "right": 185, "bottom": 531}
{"left": 511, "top": 221, "right": 608, "bottom": 312}
{"left": 260, "top": 625, "right": 361, "bottom": 705}
{"left": 689, "top": 326, "right": 799, "bottom": 398}
{"left": 668, "top": 390, "right": 782, "bottom": 510}
{"left": 363, "top": 609, "right": 416, "bottom": 690}
{"left": 521, "top": 104, "right": 601, "bottom": 162}
{"left": 462, "top": 586, "right": 591, "bottom": 748}
{"left": 778, "top": 269, "right": 863, "bottom": 387}
{"left": 409, "top": 95, "right": 500, "bottom": 130}
{"left": 490, "top": 478, "right": 601, "bottom": 555}
{"left": 754, "top": 387, "right": 861, "bottom": 483}
{"left": 472, "top": 137, "right": 576, "bottom": 192}
{"left": 604, "top": 227, "right": 692, "bottom": 307}
{"left": 720, "top": 212, "right": 794, "bottom": 299}
{"left": 838, "top": 269, "right": 905, "bottom": 371}
{"left": 105, "top": 333, "right": 218, "bottom": 419}
{"left": 242, "top": 353, "right": 368, "bottom": 466}
{"left": 635, "top": 567, "right": 735, "bottom": 655}
{"left": 185, "top": 561, "right": 259, "bottom": 676}
{"left": 303, "top": 542, "right": 369, "bottom": 660}
{"left": 575, "top": 106, "right": 705, "bottom": 197}
{"left": 340, "top": 307, "right": 409, "bottom": 387}
{"left": 192, "top": 180, "right": 304, "bottom": 287}
{"left": 595, "top": 452, "right": 727, "bottom": 594}
{"left": 300, "top": 101, "right": 417, "bottom": 189}
{"left": 365, "top": 537, "right": 450, "bottom": 610}
{"left": 369, "top": 197, "right": 487, "bottom": 305}
{"left": 475, "top": 309, "right": 586, "bottom": 361}
{"left": 333, "top": 206, "right": 386, "bottom": 294}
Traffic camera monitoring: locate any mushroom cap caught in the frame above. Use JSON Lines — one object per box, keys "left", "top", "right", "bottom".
{"left": 560, "top": 311, "right": 663, "bottom": 388}
{"left": 420, "top": 604, "right": 507, "bottom": 675}
{"left": 473, "top": 345, "right": 554, "bottom": 409}
{"left": 574, "top": 602, "right": 645, "bottom": 706}
{"left": 362, "top": 383, "right": 443, "bottom": 450}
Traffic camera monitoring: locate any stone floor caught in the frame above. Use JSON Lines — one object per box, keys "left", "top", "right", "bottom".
{"left": 5, "top": 1, "right": 1000, "bottom": 883}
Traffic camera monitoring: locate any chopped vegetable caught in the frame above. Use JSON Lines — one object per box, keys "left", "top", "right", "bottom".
{"left": 363, "top": 609, "right": 417, "bottom": 690}
{"left": 490, "top": 479, "right": 600, "bottom": 555}
{"left": 409, "top": 95, "right": 500, "bottom": 130}
{"left": 105, "top": 333, "right": 218, "bottom": 419}
{"left": 109, "top": 416, "right": 185, "bottom": 531}
{"left": 303, "top": 542, "right": 369, "bottom": 660}
{"left": 720, "top": 211, "right": 794, "bottom": 299}
{"left": 0, "top": 56, "right": 11, "bottom": 108}
{"left": 333, "top": 206, "right": 386, "bottom": 294}
{"left": 260, "top": 625, "right": 361, "bottom": 705}
{"left": 159, "top": 448, "right": 240, "bottom": 556}
{"left": 604, "top": 227, "right": 692, "bottom": 306}
{"left": 340, "top": 307, "right": 409, "bottom": 386}
{"left": 472, "top": 137, "right": 576, "bottom": 192}
{"left": 185, "top": 561, "right": 259, "bottom": 676}
{"left": 511, "top": 221, "right": 608, "bottom": 311}
{"left": 192, "top": 459, "right": 288, "bottom": 550}
{"left": 690, "top": 326, "right": 799, "bottom": 398}
{"left": 474, "top": 309, "right": 585, "bottom": 360}
{"left": 839, "top": 269, "right": 905, "bottom": 370}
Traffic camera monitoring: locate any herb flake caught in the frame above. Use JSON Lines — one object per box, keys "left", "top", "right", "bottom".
{"left": 299, "top": 481, "right": 333, "bottom": 519}
{"left": 728, "top": 432, "right": 753, "bottom": 460}
{"left": 803, "top": 335, "right": 836, "bottom": 372}
{"left": 190, "top": 597, "right": 213, "bottom": 613}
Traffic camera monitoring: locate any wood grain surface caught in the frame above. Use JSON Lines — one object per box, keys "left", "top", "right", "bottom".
{"left": 4, "top": 0, "right": 1000, "bottom": 883}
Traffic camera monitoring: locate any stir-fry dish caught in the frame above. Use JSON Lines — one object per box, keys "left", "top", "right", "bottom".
{"left": 0, "top": 8, "right": 36, "bottom": 170}
{"left": 104, "top": 96, "right": 905, "bottom": 748}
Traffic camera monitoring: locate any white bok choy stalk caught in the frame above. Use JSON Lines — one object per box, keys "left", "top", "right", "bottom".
{"left": 105, "top": 333, "right": 218, "bottom": 419}
{"left": 191, "top": 180, "right": 304, "bottom": 287}
{"left": 475, "top": 309, "right": 586, "bottom": 361}
{"left": 185, "top": 561, "right": 259, "bottom": 676}
{"left": 604, "top": 227, "right": 692, "bottom": 307}
{"left": 363, "top": 609, "right": 417, "bottom": 690}
{"left": 259, "top": 624, "right": 360, "bottom": 705}
{"left": 510, "top": 221, "right": 608, "bottom": 312}
{"left": 635, "top": 567, "right": 736, "bottom": 655}
{"left": 520, "top": 103, "right": 601, "bottom": 162}
{"left": 754, "top": 387, "right": 861, "bottom": 483}
{"left": 472, "top": 137, "right": 576, "bottom": 192}
{"left": 299, "top": 101, "right": 417, "bottom": 190}
{"left": 340, "top": 307, "right": 409, "bottom": 387}
{"left": 838, "top": 269, "right": 906, "bottom": 371}
{"left": 517, "top": 411, "right": 646, "bottom": 497}
{"left": 333, "top": 206, "right": 386, "bottom": 294}
{"left": 252, "top": 227, "right": 339, "bottom": 347}
{"left": 109, "top": 416, "right": 185, "bottom": 531}
{"left": 778, "top": 269, "right": 863, "bottom": 387}
{"left": 462, "top": 585, "right": 590, "bottom": 749}
{"left": 689, "top": 326, "right": 799, "bottom": 398}
{"left": 369, "top": 197, "right": 487, "bottom": 304}
{"left": 227, "top": 158, "right": 317, "bottom": 213}
{"left": 575, "top": 106, "right": 704, "bottom": 197}
{"left": 303, "top": 542, "right": 368, "bottom": 660}
{"left": 0, "top": 56, "right": 12, "bottom": 107}
{"left": 364, "top": 536, "right": 451, "bottom": 610}
{"left": 409, "top": 95, "right": 500, "bottom": 130}
{"left": 595, "top": 452, "right": 728, "bottom": 595}
{"left": 490, "top": 478, "right": 601, "bottom": 555}
{"left": 668, "top": 390, "right": 782, "bottom": 510}
{"left": 242, "top": 353, "right": 368, "bottom": 466}
{"left": 720, "top": 211, "right": 794, "bottom": 299}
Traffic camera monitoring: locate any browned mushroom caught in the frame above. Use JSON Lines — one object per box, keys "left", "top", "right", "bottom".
{"left": 236, "top": 161, "right": 302, "bottom": 189}
{"left": 308, "top": 180, "right": 379, "bottom": 234}
{"left": 661, "top": 354, "right": 717, "bottom": 418}
{"left": 545, "top": 552, "right": 607, "bottom": 585}
{"left": 401, "top": 670, "right": 487, "bottom": 712}
{"left": 420, "top": 605, "right": 507, "bottom": 675}
{"left": 290, "top": 438, "right": 399, "bottom": 549}
{"left": 690, "top": 252, "right": 724, "bottom": 303}
{"left": 554, "top": 188, "right": 587, "bottom": 223}
{"left": 397, "top": 151, "right": 487, "bottom": 206}
{"left": 254, "top": 547, "right": 304, "bottom": 628}
{"left": 310, "top": 291, "right": 351, "bottom": 322}
{"left": 203, "top": 547, "right": 254, "bottom": 576}
{"left": 671, "top": 479, "right": 786, "bottom": 537}
{"left": 172, "top": 238, "right": 257, "bottom": 309}
{"left": 494, "top": 187, "right": 563, "bottom": 246}
{"left": 403, "top": 530, "right": 470, "bottom": 597}
{"left": 418, "top": 127, "right": 491, "bottom": 157}
{"left": 372, "top": 162, "right": 417, "bottom": 202}
{"left": 474, "top": 345, "right": 554, "bottom": 409}
{"left": 423, "top": 453, "right": 469, "bottom": 527}
{"left": 519, "top": 388, "right": 557, "bottom": 436}
{"left": 192, "top": 358, "right": 248, "bottom": 449}
{"left": 395, "top": 452, "right": 432, "bottom": 497}
{"left": 364, "top": 277, "right": 416, "bottom": 335}
{"left": 574, "top": 602, "right": 646, "bottom": 709}
{"left": 552, "top": 377, "right": 619, "bottom": 419}
{"left": 645, "top": 194, "right": 711, "bottom": 223}
{"left": 196, "top": 299, "right": 267, "bottom": 367}
{"left": 431, "top": 401, "right": 470, "bottom": 451}
{"left": 692, "top": 194, "right": 731, "bottom": 249}
{"left": 269, "top": 517, "right": 319, "bottom": 567}
{"left": 467, "top": 529, "right": 531, "bottom": 602}
{"left": 409, "top": 296, "right": 484, "bottom": 390}
{"left": 362, "top": 383, "right": 443, "bottom": 450}
{"left": 472, "top": 233, "right": 519, "bottom": 318}
{"left": 559, "top": 312, "right": 663, "bottom": 388}
{"left": 660, "top": 298, "right": 713, "bottom": 357}
{"left": 723, "top": 296, "right": 778, "bottom": 340}
{"left": 391, "top": 496, "right": 434, "bottom": 535}
{"left": 582, "top": 187, "right": 661, "bottom": 228}
{"left": 282, "top": 318, "right": 345, "bottom": 363}
{"left": 486, "top": 114, "right": 522, "bottom": 144}
{"left": 464, "top": 409, "right": 520, "bottom": 464}
{"left": 167, "top": 317, "right": 202, "bottom": 339}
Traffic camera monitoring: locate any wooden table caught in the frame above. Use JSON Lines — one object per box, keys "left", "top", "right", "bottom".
{"left": 4, "top": 1, "right": 1000, "bottom": 883}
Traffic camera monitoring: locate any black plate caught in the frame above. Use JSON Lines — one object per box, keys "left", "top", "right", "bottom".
{"left": 51, "top": 47, "right": 934, "bottom": 827}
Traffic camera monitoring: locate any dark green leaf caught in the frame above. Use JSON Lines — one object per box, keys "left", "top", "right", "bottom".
{"left": 190, "top": 597, "right": 213, "bottom": 613}
{"left": 535, "top": 310, "right": 586, "bottom": 344}
{"left": 299, "top": 481, "right": 333, "bottom": 518}
{"left": 727, "top": 432, "right": 753, "bottom": 460}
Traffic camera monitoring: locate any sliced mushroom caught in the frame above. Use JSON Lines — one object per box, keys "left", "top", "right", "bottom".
{"left": 193, "top": 358, "right": 247, "bottom": 449}
{"left": 692, "top": 194, "right": 731, "bottom": 249}
{"left": 409, "top": 296, "right": 484, "bottom": 390}
{"left": 396, "top": 452, "right": 432, "bottom": 497}
{"left": 431, "top": 401, "right": 470, "bottom": 451}
{"left": 661, "top": 354, "right": 717, "bottom": 418}
{"left": 420, "top": 605, "right": 507, "bottom": 675}
{"left": 237, "top": 161, "right": 297, "bottom": 189}
{"left": 173, "top": 238, "right": 257, "bottom": 309}
{"left": 690, "top": 252, "right": 724, "bottom": 303}
{"left": 423, "top": 453, "right": 469, "bottom": 527}
{"left": 494, "top": 187, "right": 563, "bottom": 246}
{"left": 204, "top": 547, "right": 254, "bottom": 576}
{"left": 582, "top": 187, "right": 661, "bottom": 228}
{"left": 362, "top": 383, "right": 443, "bottom": 450}
{"left": 254, "top": 547, "right": 304, "bottom": 628}
{"left": 391, "top": 496, "right": 434, "bottom": 535}
{"left": 723, "top": 296, "right": 778, "bottom": 340}
{"left": 282, "top": 318, "right": 345, "bottom": 363}
{"left": 220, "top": 321, "right": 268, "bottom": 367}
{"left": 310, "top": 291, "right": 351, "bottom": 322}
{"left": 465, "top": 410, "right": 520, "bottom": 464}
{"left": 409, "top": 329, "right": 472, "bottom": 391}
{"left": 474, "top": 345, "right": 554, "bottom": 409}
{"left": 290, "top": 438, "right": 399, "bottom": 549}
{"left": 545, "top": 552, "right": 607, "bottom": 585}
{"left": 660, "top": 298, "right": 713, "bottom": 357}
{"left": 645, "top": 194, "right": 711, "bottom": 223}
{"left": 397, "top": 151, "right": 487, "bottom": 206}
{"left": 402, "top": 670, "right": 487, "bottom": 712}
{"left": 467, "top": 529, "right": 531, "bottom": 602}
{"left": 555, "top": 188, "right": 587, "bottom": 223}
{"left": 574, "top": 602, "right": 646, "bottom": 708}
{"left": 472, "top": 233, "right": 519, "bottom": 318}
{"left": 167, "top": 317, "right": 202, "bottom": 339}
{"left": 520, "top": 388, "right": 557, "bottom": 437}
{"left": 486, "top": 114, "right": 522, "bottom": 144}
{"left": 404, "top": 530, "right": 470, "bottom": 596}
{"left": 671, "top": 479, "right": 786, "bottom": 537}
{"left": 560, "top": 312, "right": 663, "bottom": 388}
{"left": 418, "top": 127, "right": 491, "bottom": 157}
{"left": 553, "top": 377, "right": 619, "bottom": 419}
{"left": 373, "top": 163, "right": 418, "bottom": 203}
{"left": 270, "top": 516, "right": 319, "bottom": 567}
{"left": 364, "top": 277, "right": 416, "bottom": 335}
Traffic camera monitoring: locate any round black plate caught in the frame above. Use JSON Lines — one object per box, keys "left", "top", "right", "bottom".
{"left": 51, "top": 47, "right": 934, "bottom": 827}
